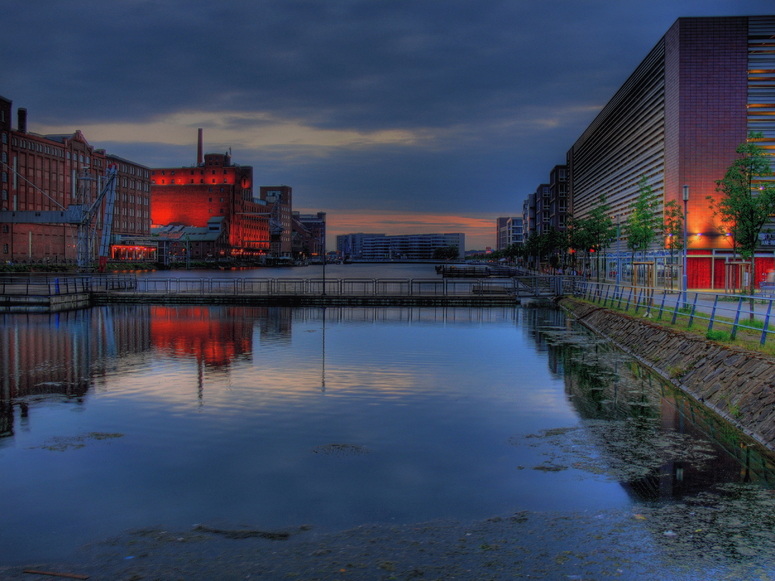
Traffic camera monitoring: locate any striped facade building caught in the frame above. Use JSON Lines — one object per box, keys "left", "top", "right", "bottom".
{"left": 568, "top": 16, "right": 775, "bottom": 288}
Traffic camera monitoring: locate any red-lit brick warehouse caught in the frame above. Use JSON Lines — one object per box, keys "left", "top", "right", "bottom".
{"left": 150, "top": 131, "right": 272, "bottom": 259}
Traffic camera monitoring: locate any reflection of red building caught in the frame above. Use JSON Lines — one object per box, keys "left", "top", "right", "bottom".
{"left": 150, "top": 131, "right": 270, "bottom": 257}
{"left": 149, "top": 306, "right": 256, "bottom": 367}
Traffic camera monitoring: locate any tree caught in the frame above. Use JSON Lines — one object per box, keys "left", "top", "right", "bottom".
{"left": 662, "top": 199, "right": 684, "bottom": 290}
{"left": 709, "top": 132, "right": 775, "bottom": 294}
{"left": 571, "top": 196, "right": 616, "bottom": 280}
{"left": 626, "top": 175, "right": 661, "bottom": 259}
{"left": 433, "top": 246, "right": 460, "bottom": 261}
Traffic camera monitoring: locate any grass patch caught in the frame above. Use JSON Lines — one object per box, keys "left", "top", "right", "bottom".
{"left": 706, "top": 329, "right": 731, "bottom": 342}
{"left": 570, "top": 297, "right": 775, "bottom": 357}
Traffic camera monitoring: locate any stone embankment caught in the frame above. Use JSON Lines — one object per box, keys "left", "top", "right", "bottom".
{"left": 558, "top": 297, "right": 775, "bottom": 452}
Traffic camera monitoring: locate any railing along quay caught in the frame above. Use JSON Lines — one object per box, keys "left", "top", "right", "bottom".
{"left": 0, "top": 274, "right": 136, "bottom": 312}
{"left": 95, "top": 275, "right": 581, "bottom": 306}
{"left": 0, "top": 274, "right": 581, "bottom": 311}
{"left": 577, "top": 280, "right": 775, "bottom": 345}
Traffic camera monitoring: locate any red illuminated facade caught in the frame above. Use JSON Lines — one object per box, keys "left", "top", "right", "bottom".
{"left": 567, "top": 16, "right": 775, "bottom": 288}
{"left": 151, "top": 150, "right": 270, "bottom": 256}
{"left": 0, "top": 95, "right": 151, "bottom": 264}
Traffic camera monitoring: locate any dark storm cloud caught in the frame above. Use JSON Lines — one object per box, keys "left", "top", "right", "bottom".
{"left": 2, "top": 0, "right": 773, "bottom": 247}
{"left": 0, "top": 1, "right": 674, "bottom": 126}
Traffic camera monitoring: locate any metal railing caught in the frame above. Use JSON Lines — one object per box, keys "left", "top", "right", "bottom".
{"left": 131, "top": 276, "right": 581, "bottom": 298}
{"left": 577, "top": 280, "right": 775, "bottom": 345}
{"left": 0, "top": 275, "right": 137, "bottom": 296}
{"left": 0, "top": 274, "right": 583, "bottom": 303}
{"left": 134, "top": 277, "right": 523, "bottom": 296}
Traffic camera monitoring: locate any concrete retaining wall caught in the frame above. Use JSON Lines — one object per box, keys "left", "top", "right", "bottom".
{"left": 558, "top": 297, "right": 775, "bottom": 452}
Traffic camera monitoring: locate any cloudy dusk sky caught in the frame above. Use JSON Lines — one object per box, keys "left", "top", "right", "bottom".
{"left": 2, "top": 0, "right": 773, "bottom": 250}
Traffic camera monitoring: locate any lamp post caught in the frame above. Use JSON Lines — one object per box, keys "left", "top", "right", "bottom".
{"left": 682, "top": 185, "right": 689, "bottom": 307}
{"left": 321, "top": 238, "right": 326, "bottom": 296}
{"left": 616, "top": 213, "right": 621, "bottom": 286}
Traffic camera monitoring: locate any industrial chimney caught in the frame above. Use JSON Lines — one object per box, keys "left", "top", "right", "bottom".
{"left": 18, "top": 108, "right": 27, "bottom": 134}
{"left": 197, "top": 128, "right": 203, "bottom": 166}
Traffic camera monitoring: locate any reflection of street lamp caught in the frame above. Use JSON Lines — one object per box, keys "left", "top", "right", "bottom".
{"left": 323, "top": 250, "right": 326, "bottom": 296}
{"left": 682, "top": 185, "right": 689, "bottom": 306}
{"left": 320, "top": 306, "right": 326, "bottom": 392}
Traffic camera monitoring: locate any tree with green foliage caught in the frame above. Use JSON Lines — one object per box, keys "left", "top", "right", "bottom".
{"left": 709, "top": 132, "right": 775, "bottom": 294}
{"left": 570, "top": 196, "right": 616, "bottom": 280}
{"left": 433, "top": 245, "right": 460, "bottom": 260}
{"left": 626, "top": 175, "right": 661, "bottom": 260}
{"left": 662, "top": 199, "right": 684, "bottom": 290}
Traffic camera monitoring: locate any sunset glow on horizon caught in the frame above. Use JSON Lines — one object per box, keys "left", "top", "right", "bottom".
{"left": 299, "top": 209, "right": 499, "bottom": 251}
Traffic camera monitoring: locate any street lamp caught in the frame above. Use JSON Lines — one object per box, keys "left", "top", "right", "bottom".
{"left": 682, "top": 185, "right": 689, "bottom": 307}
{"left": 616, "top": 213, "right": 621, "bottom": 286}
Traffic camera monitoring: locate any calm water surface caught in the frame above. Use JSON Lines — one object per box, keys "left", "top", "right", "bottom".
{"left": 0, "top": 294, "right": 773, "bottom": 565}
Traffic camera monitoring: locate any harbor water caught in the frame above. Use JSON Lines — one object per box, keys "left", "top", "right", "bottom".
{"left": 1, "top": 264, "right": 775, "bottom": 572}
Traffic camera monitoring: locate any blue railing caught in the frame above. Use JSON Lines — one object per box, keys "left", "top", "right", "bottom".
{"left": 576, "top": 280, "right": 775, "bottom": 345}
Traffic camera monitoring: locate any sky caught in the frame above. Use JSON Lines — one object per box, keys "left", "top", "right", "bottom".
{"left": 2, "top": 0, "right": 773, "bottom": 250}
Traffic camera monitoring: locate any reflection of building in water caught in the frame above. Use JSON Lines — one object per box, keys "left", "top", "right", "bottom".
{"left": 555, "top": 337, "right": 775, "bottom": 499}
{"left": 256, "top": 307, "right": 294, "bottom": 347}
{"left": 0, "top": 306, "right": 151, "bottom": 437}
{"left": 150, "top": 306, "right": 265, "bottom": 367}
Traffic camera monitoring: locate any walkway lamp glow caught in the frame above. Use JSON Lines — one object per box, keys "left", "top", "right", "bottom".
{"left": 682, "top": 185, "right": 689, "bottom": 307}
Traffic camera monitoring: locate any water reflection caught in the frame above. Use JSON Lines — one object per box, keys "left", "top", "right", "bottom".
{"left": 0, "top": 306, "right": 520, "bottom": 432}
{"left": 1, "top": 304, "right": 775, "bottom": 566}
{"left": 532, "top": 323, "right": 775, "bottom": 498}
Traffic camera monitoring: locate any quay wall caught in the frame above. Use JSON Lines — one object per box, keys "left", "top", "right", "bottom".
{"left": 558, "top": 297, "right": 775, "bottom": 452}
{"left": 0, "top": 292, "right": 91, "bottom": 313}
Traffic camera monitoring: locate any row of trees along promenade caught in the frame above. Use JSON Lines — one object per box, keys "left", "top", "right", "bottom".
{"left": 486, "top": 133, "right": 775, "bottom": 295}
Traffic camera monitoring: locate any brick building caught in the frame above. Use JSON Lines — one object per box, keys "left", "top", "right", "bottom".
{"left": 0, "top": 95, "right": 150, "bottom": 265}
{"left": 150, "top": 141, "right": 270, "bottom": 258}
{"left": 567, "top": 16, "right": 775, "bottom": 288}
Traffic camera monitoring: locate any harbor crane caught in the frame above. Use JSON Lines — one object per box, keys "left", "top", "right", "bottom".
{"left": 0, "top": 165, "right": 118, "bottom": 271}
